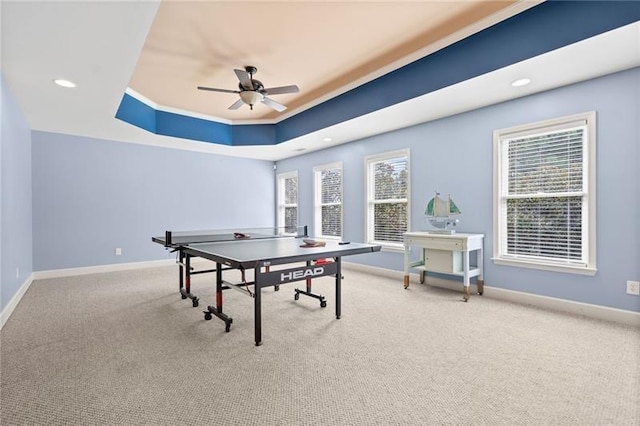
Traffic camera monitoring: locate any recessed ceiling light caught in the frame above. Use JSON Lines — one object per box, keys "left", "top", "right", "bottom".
{"left": 511, "top": 78, "right": 531, "bottom": 87}
{"left": 53, "top": 79, "right": 76, "bottom": 88}
{"left": 323, "top": 137, "right": 332, "bottom": 142}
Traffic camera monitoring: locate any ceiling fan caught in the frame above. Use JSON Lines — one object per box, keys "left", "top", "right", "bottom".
{"left": 197, "top": 66, "right": 299, "bottom": 112}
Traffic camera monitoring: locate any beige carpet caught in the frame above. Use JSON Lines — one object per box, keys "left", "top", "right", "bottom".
{"left": 1, "top": 265, "right": 639, "bottom": 425}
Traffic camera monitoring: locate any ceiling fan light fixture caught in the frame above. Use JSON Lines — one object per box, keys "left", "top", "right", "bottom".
{"left": 240, "top": 91, "right": 264, "bottom": 108}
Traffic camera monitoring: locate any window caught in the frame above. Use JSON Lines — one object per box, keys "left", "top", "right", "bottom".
{"left": 314, "top": 162, "right": 342, "bottom": 239}
{"left": 493, "top": 112, "right": 596, "bottom": 275}
{"left": 365, "top": 150, "right": 409, "bottom": 249}
{"left": 277, "top": 171, "right": 298, "bottom": 233}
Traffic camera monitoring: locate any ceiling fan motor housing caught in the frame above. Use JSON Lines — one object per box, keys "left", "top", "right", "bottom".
{"left": 238, "top": 79, "right": 264, "bottom": 93}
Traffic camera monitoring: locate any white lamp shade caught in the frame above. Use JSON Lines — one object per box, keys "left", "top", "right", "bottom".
{"left": 240, "top": 91, "right": 264, "bottom": 105}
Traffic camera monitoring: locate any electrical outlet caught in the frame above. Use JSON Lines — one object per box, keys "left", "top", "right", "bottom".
{"left": 115, "top": 248, "right": 122, "bottom": 256}
{"left": 627, "top": 281, "right": 640, "bottom": 296}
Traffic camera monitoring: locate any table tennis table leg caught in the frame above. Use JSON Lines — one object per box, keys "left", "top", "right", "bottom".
{"left": 178, "top": 250, "right": 184, "bottom": 295}
{"left": 184, "top": 254, "right": 191, "bottom": 295}
{"left": 176, "top": 253, "right": 200, "bottom": 307}
{"left": 336, "top": 257, "right": 342, "bottom": 320}
{"left": 254, "top": 266, "right": 262, "bottom": 346}
{"left": 266, "top": 265, "right": 279, "bottom": 292}
{"left": 204, "top": 263, "right": 233, "bottom": 332}
{"left": 294, "top": 260, "right": 327, "bottom": 308}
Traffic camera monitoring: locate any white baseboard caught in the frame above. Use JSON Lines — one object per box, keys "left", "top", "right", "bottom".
{"left": 1, "top": 273, "right": 35, "bottom": 330}
{"left": 343, "top": 262, "right": 640, "bottom": 327}
{"left": 0, "top": 261, "right": 381, "bottom": 330}
{"left": 32, "top": 259, "right": 175, "bottom": 280}
{"left": 2, "top": 260, "right": 176, "bottom": 329}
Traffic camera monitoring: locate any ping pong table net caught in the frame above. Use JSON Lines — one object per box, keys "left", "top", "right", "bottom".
{"left": 162, "top": 226, "right": 308, "bottom": 247}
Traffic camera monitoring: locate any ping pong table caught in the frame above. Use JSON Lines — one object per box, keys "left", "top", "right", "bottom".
{"left": 152, "top": 226, "right": 381, "bottom": 345}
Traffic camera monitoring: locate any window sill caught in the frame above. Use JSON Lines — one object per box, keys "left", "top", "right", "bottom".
{"left": 492, "top": 257, "right": 597, "bottom": 276}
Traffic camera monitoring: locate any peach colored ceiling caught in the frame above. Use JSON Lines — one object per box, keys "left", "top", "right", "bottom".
{"left": 129, "top": 1, "right": 516, "bottom": 121}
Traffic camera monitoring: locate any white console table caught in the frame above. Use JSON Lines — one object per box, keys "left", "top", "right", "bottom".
{"left": 403, "top": 232, "right": 484, "bottom": 302}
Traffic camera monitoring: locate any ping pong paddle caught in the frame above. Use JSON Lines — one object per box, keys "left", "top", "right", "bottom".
{"left": 301, "top": 238, "right": 326, "bottom": 247}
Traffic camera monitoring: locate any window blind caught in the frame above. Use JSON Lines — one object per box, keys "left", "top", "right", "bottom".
{"left": 372, "top": 156, "right": 408, "bottom": 243}
{"left": 284, "top": 176, "right": 298, "bottom": 205}
{"left": 374, "top": 157, "right": 408, "bottom": 200}
{"left": 504, "top": 126, "right": 586, "bottom": 263}
{"left": 281, "top": 175, "right": 298, "bottom": 232}
{"left": 320, "top": 168, "right": 342, "bottom": 237}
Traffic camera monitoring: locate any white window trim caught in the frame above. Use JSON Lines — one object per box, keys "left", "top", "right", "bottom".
{"left": 277, "top": 170, "right": 298, "bottom": 232}
{"left": 492, "top": 111, "right": 597, "bottom": 275}
{"left": 313, "top": 162, "right": 343, "bottom": 240}
{"left": 364, "top": 149, "right": 410, "bottom": 252}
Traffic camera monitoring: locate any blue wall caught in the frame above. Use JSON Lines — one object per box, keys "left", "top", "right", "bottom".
{"left": 2, "top": 69, "right": 638, "bottom": 315}
{"left": 1, "top": 76, "right": 33, "bottom": 312}
{"left": 276, "top": 68, "right": 640, "bottom": 313}
{"left": 31, "top": 133, "right": 276, "bottom": 270}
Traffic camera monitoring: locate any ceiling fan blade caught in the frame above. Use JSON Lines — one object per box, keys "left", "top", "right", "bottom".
{"left": 262, "top": 97, "right": 287, "bottom": 112}
{"left": 197, "top": 86, "right": 239, "bottom": 94}
{"left": 263, "top": 85, "right": 300, "bottom": 95}
{"left": 234, "top": 69, "right": 253, "bottom": 90}
{"left": 228, "top": 98, "right": 245, "bottom": 110}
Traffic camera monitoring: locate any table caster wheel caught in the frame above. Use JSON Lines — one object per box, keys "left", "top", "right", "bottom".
{"left": 192, "top": 299, "right": 199, "bottom": 308}
{"left": 181, "top": 294, "right": 187, "bottom": 300}
{"left": 320, "top": 300, "right": 327, "bottom": 308}
{"left": 294, "top": 293, "right": 300, "bottom": 301}
{"left": 204, "top": 313, "right": 212, "bottom": 320}
{"left": 225, "top": 323, "right": 231, "bottom": 332}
